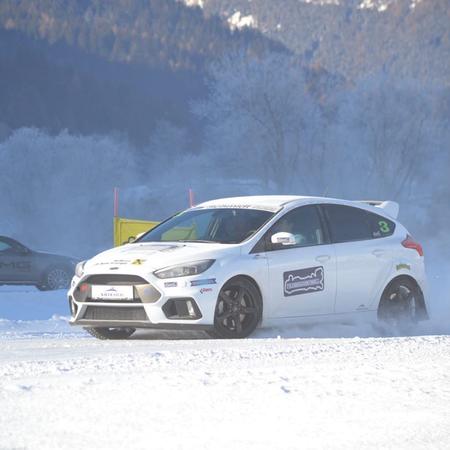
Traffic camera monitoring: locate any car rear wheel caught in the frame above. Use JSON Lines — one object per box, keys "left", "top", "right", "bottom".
{"left": 37, "top": 267, "right": 72, "bottom": 291}
{"left": 207, "top": 277, "right": 262, "bottom": 339}
{"left": 378, "top": 278, "right": 419, "bottom": 328}
{"left": 84, "top": 327, "right": 136, "bottom": 340}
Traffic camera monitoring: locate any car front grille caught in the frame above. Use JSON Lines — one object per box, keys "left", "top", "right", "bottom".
{"left": 84, "top": 275, "right": 148, "bottom": 285}
{"left": 82, "top": 306, "right": 148, "bottom": 321}
{"left": 74, "top": 278, "right": 161, "bottom": 304}
{"left": 84, "top": 296, "right": 142, "bottom": 304}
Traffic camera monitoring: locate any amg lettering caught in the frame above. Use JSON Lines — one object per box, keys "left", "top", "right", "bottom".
{"left": 0, "top": 261, "right": 31, "bottom": 271}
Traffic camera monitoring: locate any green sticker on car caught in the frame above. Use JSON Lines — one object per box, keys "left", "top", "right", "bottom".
{"left": 378, "top": 221, "right": 390, "bottom": 233}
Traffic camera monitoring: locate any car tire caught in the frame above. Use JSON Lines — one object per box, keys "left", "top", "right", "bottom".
{"left": 378, "top": 278, "right": 419, "bottom": 329}
{"left": 206, "top": 277, "right": 262, "bottom": 339}
{"left": 37, "top": 266, "right": 72, "bottom": 291}
{"left": 84, "top": 327, "right": 136, "bottom": 340}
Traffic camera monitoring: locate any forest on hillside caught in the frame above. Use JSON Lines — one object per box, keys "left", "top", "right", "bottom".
{"left": 0, "top": 0, "right": 449, "bottom": 255}
{"left": 0, "top": 0, "right": 284, "bottom": 143}
{"left": 202, "top": 0, "right": 450, "bottom": 85}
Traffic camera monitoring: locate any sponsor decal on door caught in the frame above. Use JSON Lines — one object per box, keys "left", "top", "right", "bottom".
{"left": 283, "top": 266, "right": 324, "bottom": 297}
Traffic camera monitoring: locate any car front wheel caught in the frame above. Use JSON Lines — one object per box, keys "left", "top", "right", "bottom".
{"left": 37, "top": 267, "right": 72, "bottom": 291}
{"left": 207, "top": 277, "right": 262, "bottom": 339}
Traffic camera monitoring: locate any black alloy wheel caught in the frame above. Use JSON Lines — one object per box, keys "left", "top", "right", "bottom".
{"left": 207, "top": 277, "right": 262, "bottom": 339}
{"left": 84, "top": 327, "right": 136, "bottom": 340}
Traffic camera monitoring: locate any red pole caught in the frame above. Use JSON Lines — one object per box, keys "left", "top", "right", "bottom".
{"left": 114, "top": 187, "right": 119, "bottom": 217}
{"left": 188, "top": 188, "right": 195, "bottom": 208}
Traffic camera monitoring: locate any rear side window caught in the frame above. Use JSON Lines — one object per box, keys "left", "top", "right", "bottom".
{"left": 367, "top": 212, "right": 396, "bottom": 238}
{"left": 324, "top": 204, "right": 372, "bottom": 243}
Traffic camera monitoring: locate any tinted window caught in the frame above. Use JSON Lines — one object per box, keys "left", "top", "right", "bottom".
{"left": 266, "top": 205, "right": 325, "bottom": 250}
{"left": 367, "top": 212, "right": 396, "bottom": 238}
{"left": 0, "top": 240, "right": 13, "bottom": 252}
{"left": 324, "top": 204, "right": 372, "bottom": 243}
{"left": 139, "top": 208, "right": 274, "bottom": 244}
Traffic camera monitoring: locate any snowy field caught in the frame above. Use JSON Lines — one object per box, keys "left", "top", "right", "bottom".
{"left": 1, "top": 278, "right": 450, "bottom": 449}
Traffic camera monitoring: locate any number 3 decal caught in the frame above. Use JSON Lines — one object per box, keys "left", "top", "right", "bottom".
{"left": 378, "top": 221, "right": 390, "bottom": 233}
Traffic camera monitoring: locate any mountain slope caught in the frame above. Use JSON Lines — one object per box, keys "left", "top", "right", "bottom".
{"left": 198, "top": 0, "right": 450, "bottom": 85}
{"left": 0, "top": 0, "right": 286, "bottom": 142}
{"left": 0, "top": 0, "right": 285, "bottom": 70}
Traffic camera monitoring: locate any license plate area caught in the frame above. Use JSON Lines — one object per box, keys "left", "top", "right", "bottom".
{"left": 91, "top": 285, "right": 134, "bottom": 301}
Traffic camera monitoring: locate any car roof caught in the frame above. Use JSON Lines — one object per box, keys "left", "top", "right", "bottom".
{"left": 195, "top": 195, "right": 399, "bottom": 219}
{"left": 197, "top": 195, "right": 324, "bottom": 212}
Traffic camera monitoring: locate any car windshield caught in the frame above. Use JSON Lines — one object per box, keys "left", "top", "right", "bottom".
{"left": 138, "top": 208, "right": 274, "bottom": 244}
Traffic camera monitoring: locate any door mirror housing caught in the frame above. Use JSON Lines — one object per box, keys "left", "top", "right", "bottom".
{"left": 128, "top": 232, "right": 146, "bottom": 244}
{"left": 13, "top": 244, "right": 30, "bottom": 255}
{"left": 270, "top": 232, "right": 296, "bottom": 246}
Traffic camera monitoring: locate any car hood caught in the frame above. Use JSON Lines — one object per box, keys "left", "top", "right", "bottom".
{"left": 34, "top": 250, "right": 78, "bottom": 264}
{"left": 85, "top": 242, "right": 239, "bottom": 273}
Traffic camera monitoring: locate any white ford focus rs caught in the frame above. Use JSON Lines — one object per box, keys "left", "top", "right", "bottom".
{"left": 68, "top": 196, "right": 428, "bottom": 339}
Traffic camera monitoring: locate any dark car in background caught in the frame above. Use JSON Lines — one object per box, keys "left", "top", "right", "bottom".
{"left": 0, "top": 236, "right": 78, "bottom": 290}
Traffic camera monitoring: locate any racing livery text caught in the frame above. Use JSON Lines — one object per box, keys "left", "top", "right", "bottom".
{"left": 283, "top": 266, "right": 324, "bottom": 297}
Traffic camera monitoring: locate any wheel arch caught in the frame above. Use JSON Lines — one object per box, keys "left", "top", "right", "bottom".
{"left": 378, "top": 274, "right": 428, "bottom": 320}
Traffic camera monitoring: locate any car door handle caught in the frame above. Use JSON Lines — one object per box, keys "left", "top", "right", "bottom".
{"left": 252, "top": 254, "right": 267, "bottom": 260}
{"left": 315, "top": 255, "right": 331, "bottom": 263}
{"left": 372, "top": 249, "right": 385, "bottom": 257}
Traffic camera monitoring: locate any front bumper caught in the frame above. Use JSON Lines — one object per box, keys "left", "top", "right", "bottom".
{"left": 68, "top": 271, "right": 219, "bottom": 329}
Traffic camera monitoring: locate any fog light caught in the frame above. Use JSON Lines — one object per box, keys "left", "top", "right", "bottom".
{"left": 162, "top": 298, "right": 202, "bottom": 320}
{"left": 186, "top": 300, "right": 195, "bottom": 317}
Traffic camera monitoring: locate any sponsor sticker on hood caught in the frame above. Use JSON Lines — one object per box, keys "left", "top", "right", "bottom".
{"left": 94, "top": 260, "right": 130, "bottom": 266}
{"left": 132, "top": 259, "right": 146, "bottom": 265}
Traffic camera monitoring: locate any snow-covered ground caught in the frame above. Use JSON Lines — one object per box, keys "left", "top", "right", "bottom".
{"left": 1, "top": 272, "right": 450, "bottom": 449}
{"left": 1, "top": 331, "right": 450, "bottom": 449}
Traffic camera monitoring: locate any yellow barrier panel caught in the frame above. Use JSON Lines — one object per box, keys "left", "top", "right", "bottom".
{"left": 161, "top": 225, "right": 197, "bottom": 241}
{"left": 113, "top": 217, "right": 160, "bottom": 247}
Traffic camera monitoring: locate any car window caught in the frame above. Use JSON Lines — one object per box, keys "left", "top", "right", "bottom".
{"left": 367, "top": 212, "right": 396, "bottom": 238}
{"left": 324, "top": 204, "right": 372, "bottom": 243}
{"left": 265, "top": 205, "right": 325, "bottom": 250}
{"left": 0, "top": 240, "right": 13, "bottom": 252}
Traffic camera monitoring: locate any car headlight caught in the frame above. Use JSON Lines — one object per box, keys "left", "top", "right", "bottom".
{"left": 75, "top": 260, "right": 87, "bottom": 278}
{"left": 153, "top": 260, "right": 215, "bottom": 279}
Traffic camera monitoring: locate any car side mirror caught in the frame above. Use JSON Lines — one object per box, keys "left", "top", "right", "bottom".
{"left": 11, "top": 244, "right": 30, "bottom": 255}
{"left": 127, "top": 232, "right": 145, "bottom": 244}
{"left": 270, "top": 232, "right": 296, "bottom": 246}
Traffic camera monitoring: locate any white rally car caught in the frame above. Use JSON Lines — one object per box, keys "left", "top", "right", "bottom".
{"left": 68, "top": 196, "right": 428, "bottom": 339}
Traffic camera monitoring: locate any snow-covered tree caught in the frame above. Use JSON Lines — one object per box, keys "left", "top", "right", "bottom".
{"left": 333, "top": 73, "right": 439, "bottom": 199}
{"left": 194, "top": 51, "right": 327, "bottom": 192}
{"left": 0, "top": 128, "right": 138, "bottom": 254}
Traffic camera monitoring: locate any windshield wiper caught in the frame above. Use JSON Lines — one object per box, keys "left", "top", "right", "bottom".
{"left": 176, "top": 239, "right": 217, "bottom": 243}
